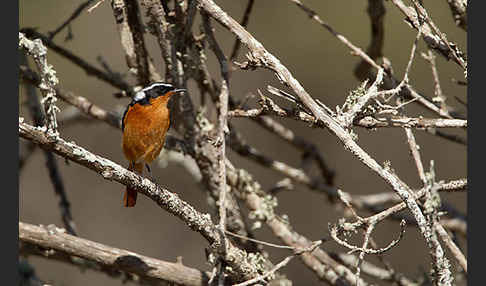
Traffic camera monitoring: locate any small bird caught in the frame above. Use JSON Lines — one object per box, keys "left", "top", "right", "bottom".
{"left": 121, "top": 82, "right": 185, "bottom": 207}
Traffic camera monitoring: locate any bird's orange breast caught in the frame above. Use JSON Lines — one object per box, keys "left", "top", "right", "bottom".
{"left": 122, "top": 96, "right": 171, "bottom": 164}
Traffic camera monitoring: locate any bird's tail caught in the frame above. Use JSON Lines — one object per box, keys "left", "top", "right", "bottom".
{"left": 123, "top": 162, "right": 144, "bottom": 207}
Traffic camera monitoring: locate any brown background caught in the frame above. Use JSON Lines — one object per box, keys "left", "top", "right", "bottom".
{"left": 19, "top": 1, "right": 467, "bottom": 285}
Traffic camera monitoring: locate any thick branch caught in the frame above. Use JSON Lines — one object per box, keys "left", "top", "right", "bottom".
{"left": 20, "top": 222, "right": 209, "bottom": 286}
{"left": 19, "top": 120, "right": 263, "bottom": 283}
{"left": 20, "top": 64, "right": 187, "bottom": 153}
{"left": 195, "top": 1, "right": 452, "bottom": 282}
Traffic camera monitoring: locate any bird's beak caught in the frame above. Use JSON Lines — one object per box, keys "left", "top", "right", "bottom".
{"left": 173, "top": 88, "right": 186, "bottom": 94}
{"left": 166, "top": 88, "right": 186, "bottom": 98}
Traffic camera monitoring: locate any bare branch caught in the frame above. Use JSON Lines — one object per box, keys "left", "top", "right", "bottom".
{"left": 229, "top": 106, "right": 467, "bottom": 129}
{"left": 20, "top": 28, "right": 132, "bottom": 92}
{"left": 111, "top": 0, "right": 161, "bottom": 84}
{"left": 20, "top": 222, "right": 210, "bottom": 286}
{"left": 355, "top": 0, "right": 386, "bottom": 80}
{"left": 445, "top": 0, "right": 467, "bottom": 30}
{"left": 229, "top": 0, "right": 255, "bottom": 61}
{"left": 48, "top": 0, "right": 96, "bottom": 41}
{"left": 20, "top": 0, "right": 466, "bottom": 284}
{"left": 21, "top": 64, "right": 187, "bottom": 154}
{"left": 201, "top": 14, "right": 231, "bottom": 280}
{"left": 249, "top": 115, "right": 335, "bottom": 185}
{"left": 140, "top": 0, "right": 174, "bottom": 82}
{"left": 21, "top": 52, "right": 77, "bottom": 236}
{"left": 87, "top": 0, "right": 106, "bottom": 13}
{"left": 356, "top": 116, "right": 467, "bottom": 129}
{"left": 226, "top": 163, "right": 365, "bottom": 285}
{"left": 332, "top": 252, "right": 416, "bottom": 285}
{"left": 435, "top": 224, "right": 467, "bottom": 273}
{"left": 19, "top": 32, "right": 60, "bottom": 136}
{"left": 287, "top": 0, "right": 460, "bottom": 119}
{"left": 404, "top": 127, "right": 427, "bottom": 186}
{"left": 234, "top": 241, "right": 322, "bottom": 286}
{"left": 19, "top": 120, "right": 265, "bottom": 283}
{"left": 422, "top": 50, "right": 450, "bottom": 114}
{"left": 20, "top": 64, "right": 121, "bottom": 129}
{"left": 390, "top": 0, "right": 467, "bottom": 71}
{"left": 289, "top": 0, "right": 381, "bottom": 71}
{"left": 354, "top": 179, "right": 466, "bottom": 227}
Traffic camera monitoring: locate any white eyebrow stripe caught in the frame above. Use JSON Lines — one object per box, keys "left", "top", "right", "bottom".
{"left": 141, "top": 83, "right": 173, "bottom": 92}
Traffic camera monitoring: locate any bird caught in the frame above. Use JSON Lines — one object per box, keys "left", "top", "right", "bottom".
{"left": 121, "top": 82, "right": 185, "bottom": 207}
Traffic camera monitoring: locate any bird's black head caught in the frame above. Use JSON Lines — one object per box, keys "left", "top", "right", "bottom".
{"left": 121, "top": 82, "right": 185, "bottom": 131}
{"left": 133, "top": 83, "right": 178, "bottom": 104}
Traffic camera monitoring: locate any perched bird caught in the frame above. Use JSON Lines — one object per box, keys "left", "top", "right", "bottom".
{"left": 121, "top": 82, "right": 185, "bottom": 207}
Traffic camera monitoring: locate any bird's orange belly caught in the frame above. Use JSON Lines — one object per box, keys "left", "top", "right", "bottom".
{"left": 122, "top": 101, "right": 170, "bottom": 164}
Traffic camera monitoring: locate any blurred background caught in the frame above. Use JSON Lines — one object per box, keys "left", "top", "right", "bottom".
{"left": 19, "top": 0, "right": 467, "bottom": 285}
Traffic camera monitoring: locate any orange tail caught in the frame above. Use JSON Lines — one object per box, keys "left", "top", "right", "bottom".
{"left": 123, "top": 162, "right": 144, "bottom": 207}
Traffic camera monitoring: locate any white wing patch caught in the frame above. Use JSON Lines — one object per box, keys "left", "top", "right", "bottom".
{"left": 133, "top": 91, "right": 147, "bottom": 102}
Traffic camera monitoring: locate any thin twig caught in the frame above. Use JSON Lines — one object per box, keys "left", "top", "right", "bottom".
{"left": 233, "top": 241, "right": 322, "bottom": 286}
{"left": 20, "top": 65, "right": 121, "bottom": 129}
{"left": 435, "top": 224, "right": 467, "bottom": 273}
{"left": 20, "top": 28, "right": 132, "bottom": 93}
{"left": 87, "top": 0, "right": 106, "bottom": 13}
{"left": 140, "top": 0, "right": 175, "bottom": 83}
{"left": 111, "top": 0, "right": 160, "bottom": 84}
{"left": 187, "top": 8, "right": 451, "bottom": 273}
{"left": 390, "top": 0, "right": 467, "bottom": 71}
{"left": 226, "top": 163, "right": 366, "bottom": 285}
{"left": 201, "top": 11, "right": 230, "bottom": 260}
{"left": 225, "top": 231, "right": 295, "bottom": 250}
{"left": 355, "top": 179, "right": 466, "bottom": 226}
{"left": 355, "top": 224, "right": 375, "bottom": 286}
{"left": 22, "top": 52, "right": 78, "bottom": 236}
{"left": 354, "top": 0, "right": 386, "bottom": 81}
{"left": 404, "top": 127, "right": 427, "bottom": 185}
{"left": 338, "top": 68, "right": 385, "bottom": 127}
{"left": 229, "top": 107, "right": 467, "bottom": 129}
{"left": 410, "top": 0, "right": 467, "bottom": 71}
{"left": 288, "top": 0, "right": 458, "bottom": 119}
{"left": 288, "top": 0, "right": 381, "bottom": 70}
{"left": 229, "top": 0, "right": 255, "bottom": 61}
{"left": 48, "top": 0, "right": 96, "bottom": 40}
{"left": 250, "top": 115, "right": 335, "bottom": 185}
{"left": 228, "top": 125, "right": 337, "bottom": 197}
{"left": 422, "top": 50, "right": 449, "bottom": 115}
{"left": 330, "top": 220, "right": 406, "bottom": 256}
{"left": 332, "top": 252, "right": 416, "bottom": 285}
